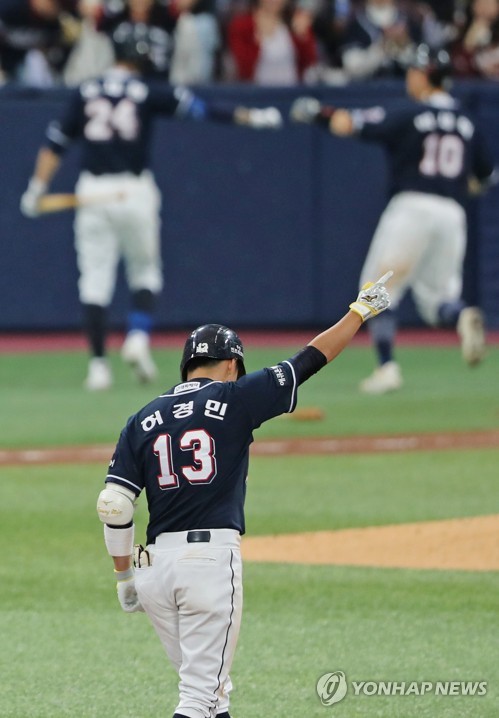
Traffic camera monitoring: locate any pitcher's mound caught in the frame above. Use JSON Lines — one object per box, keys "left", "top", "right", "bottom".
{"left": 242, "top": 515, "right": 499, "bottom": 571}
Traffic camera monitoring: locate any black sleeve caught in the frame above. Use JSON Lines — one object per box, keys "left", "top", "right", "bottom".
{"left": 148, "top": 84, "right": 183, "bottom": 116}
{"left": 150, "top": 85, "right": 236, "bottom": 123}
{"left": 287, "top": 345, "right": 327, "bottom": 385}
{"left": 106, "top": 421, "right": 143, "bottom": 496}
{"left": 203, "top": 100, "right": 237, "bottom": 124}
{"left": 44, "top": 89, "right": 83, "bottom": 155}
{"left": 471, "top": 128, "right": 495, "bottom": 182}
{"left": 355, "top": 106, "right": 408, "bottom": 143}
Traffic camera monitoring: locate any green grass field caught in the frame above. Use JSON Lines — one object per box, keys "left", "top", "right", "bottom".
{"left": 1, "top": 342, "right": 498, "bottom": 447}
{"left": 1, "top": 343, "right": 498, "bottom": 717}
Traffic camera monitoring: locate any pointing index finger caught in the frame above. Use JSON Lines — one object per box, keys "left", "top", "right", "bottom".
{"left": 375, "top": 270, "right": 394, "bottom": 286}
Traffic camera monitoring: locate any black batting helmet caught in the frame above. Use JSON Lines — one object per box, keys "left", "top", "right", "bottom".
{"left": 409, "top": 44, "right": 452, "bottom": 87}
{"left": 111, "top": 22, "right": 154, "bottom": 71}
{"left": 180, "top": 324, "right": 246, "bottom": 381}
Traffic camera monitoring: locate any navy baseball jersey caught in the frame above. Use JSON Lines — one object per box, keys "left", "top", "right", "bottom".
{"left": 352, "top": 94, "right": 493, "bottom": 205}
{"left": 106, "top": 361, "right": 298, "bottom": 543}
{"left": 44, "top": 69, "right": 207, "bottom": 175}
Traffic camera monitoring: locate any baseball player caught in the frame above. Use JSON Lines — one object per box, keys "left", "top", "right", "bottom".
{"left": 20, "top": 22, "right": 282, "bottom": 392}
{"left": 96, "top": 272, "right": 392, "bottom": 718}
{"left": 290, "top": 44, "right": 495, "bottom": 394}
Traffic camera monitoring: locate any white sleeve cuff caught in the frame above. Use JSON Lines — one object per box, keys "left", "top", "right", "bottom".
{"left": 104, "top": 524, "right": 135, "bottom": 557}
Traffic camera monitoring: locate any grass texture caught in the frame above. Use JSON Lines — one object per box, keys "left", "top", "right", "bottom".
{"left": 1, "top": 461, "right": 498, "bottom": 718}
{"left": 0, "top": 342, "right": 498, "bottom": 717}
{"left": 0, "top": 342, "right": 498, "bottom": 448}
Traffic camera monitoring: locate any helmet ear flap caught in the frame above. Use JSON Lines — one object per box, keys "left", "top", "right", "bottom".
{"left": 236, "top": 358, "right": 246, "bottom": 378}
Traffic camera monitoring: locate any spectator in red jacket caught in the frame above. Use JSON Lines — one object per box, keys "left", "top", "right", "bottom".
{"left": 227, "top": 0, "right": 318, "bottom": 84}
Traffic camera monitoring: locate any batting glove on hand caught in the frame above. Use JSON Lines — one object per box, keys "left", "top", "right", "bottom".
{"left": 246, "top": 107, "right": 283, "bottom": 129}
{"left": 290, "top": 96, "right": 321, "bottom": 123}
{"left": 115, "top": 567, "right": 144, "bottom": 613}
{"left": 349, "top": 271, "right": 393, "bottom": 322}
{"left": 20, "top": 177, "right": 47, "bottom": 218}
{"left": 290, "top": 97, "right": 336, "bottom": 127}
{"left": 133, "top": 543, "right": 152, "bottom": 568}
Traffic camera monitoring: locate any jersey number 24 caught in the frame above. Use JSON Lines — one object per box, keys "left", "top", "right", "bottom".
{"left": 84, "top": 98, "right": 139, "bottom": 142}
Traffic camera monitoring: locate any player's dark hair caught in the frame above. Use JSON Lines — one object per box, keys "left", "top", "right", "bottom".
{"left": 185, "top": 357, "right": 222, "bottom": 376}
{"left": 185, "top": 357, "right": 245, "bottom": 380}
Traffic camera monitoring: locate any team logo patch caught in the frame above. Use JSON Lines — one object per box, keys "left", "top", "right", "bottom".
{"left": 174, "top": 382, "right": 201, "bottom": 393}
{"left": 196, "top": 343, "right": 209, "bottom": 354}
{"left": 231, "top": 345, "right": 244, "bottom": 358}
{"left": 271, "top": 365, "right": 287, "bottom": 386}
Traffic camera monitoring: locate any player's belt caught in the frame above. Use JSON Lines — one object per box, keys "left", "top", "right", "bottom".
{"left": 187, "top": 530, "right": 211, "bottom": 543}
{"left": 152, "top": 529, "right": 239, "bottom": 548}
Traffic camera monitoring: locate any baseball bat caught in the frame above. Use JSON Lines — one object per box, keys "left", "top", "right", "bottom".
{"left": 37, "top": 191, "right": 126, "bottom": 214}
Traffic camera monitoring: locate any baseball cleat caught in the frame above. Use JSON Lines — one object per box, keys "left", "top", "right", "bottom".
{"left": 84, "top": 357, "right": 113, "bottom": 391}
{"left": 359, "top": 361, "right": 403, "bottom": 394}
{"left": 121, "top": 330, "right": 158, "bottom": 383}
{"left": 457, "top": 307, "right": 486, "bottom": 366}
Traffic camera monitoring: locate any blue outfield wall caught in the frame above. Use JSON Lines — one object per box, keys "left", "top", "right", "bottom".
{"left": 1, "top": 80, "right": 498, "bottom": 331}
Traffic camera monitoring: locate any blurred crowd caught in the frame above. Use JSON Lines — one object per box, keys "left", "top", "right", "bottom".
{"left": 1, "top": 0, "right": 499, "bottom": 88}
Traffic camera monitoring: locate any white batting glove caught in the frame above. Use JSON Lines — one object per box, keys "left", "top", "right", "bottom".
{"left": 20, "top": 177, "right": 47, "bottom": 218}
{"left": 246, "top": 107, "right": 283, "bottom": 129}
{"left": 289, "top": 96, "right": 321, "bottom": 124}
{"left": 114, "top": 567, "right": 144, "bottom": 613}
{"left": 349, "top": 271, "right": 393, "bottom": 322}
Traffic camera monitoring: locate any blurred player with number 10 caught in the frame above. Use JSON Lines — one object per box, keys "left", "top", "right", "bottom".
{"left": 291, "top": 45, "right": 495, "bottom": 393}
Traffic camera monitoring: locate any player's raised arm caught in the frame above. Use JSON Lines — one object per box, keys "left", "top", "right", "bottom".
{"left": 290, "top": 96, "right": 356, "bottom": 135}
{"left": 308, "top": 272, "right": 393, "bottom": 364}
{"left": 233, "top": 106, "right": 283, "bottom": 129}
{"left": 290, "top": 96, "right": 388, "bottom": 137}
{"left": 169, "top": 85, "right": 283, "bottom": 130}
{"left": 274, "top": 272, "right": 393, "bottom": 398}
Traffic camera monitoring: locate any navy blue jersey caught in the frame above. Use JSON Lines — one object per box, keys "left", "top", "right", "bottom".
{"left": 106, "top": 361, "right": 298, "bottom": 543}
{"left": 352, "top": 94, "right": 493, "bottom": 205}
{"left": 44, "top": 68, "right": 202, "bottom": 175}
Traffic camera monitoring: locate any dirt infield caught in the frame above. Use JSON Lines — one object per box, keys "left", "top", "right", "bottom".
{"left": 3, "top": 430, "right": 497, "bottom": 572}
{"left": 1, "top": 428, "right": 498, "bottom": 466}
{"left": 242, "top": 515, "right": 499, "bottom": 571}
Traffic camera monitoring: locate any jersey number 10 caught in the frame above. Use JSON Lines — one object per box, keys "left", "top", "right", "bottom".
{"left": 153, "top": 430, "right": 217, "bottom": 489}
{"left": 419, "top": 133, "right": 464, "bottom": 179}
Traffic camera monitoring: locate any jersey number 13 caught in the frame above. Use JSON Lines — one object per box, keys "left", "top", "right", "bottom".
{"left": 153, "top": 431, "right": 217, "bottom": 489}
